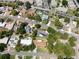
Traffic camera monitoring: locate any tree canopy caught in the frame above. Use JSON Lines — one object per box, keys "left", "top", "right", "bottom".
{"left": 0, "top": 43, "right": 7, "bottom": 52}
{"left": 62, "top": 0, "right": 68, "bottom": 7}
{"left": 25, "top": 1, "right": 31, "bottom": 10}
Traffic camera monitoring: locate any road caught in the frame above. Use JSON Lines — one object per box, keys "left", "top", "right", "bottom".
{"left": 32, "top": 6, "right": 79, "bottom": 21}
{"left": 0, "top": 51, "right": 57, "bottom": 59}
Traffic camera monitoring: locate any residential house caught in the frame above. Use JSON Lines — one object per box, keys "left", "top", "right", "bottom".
{"left": 68, "top": 0, "right": 76, "bottom": 9}
{"left": 25, "top": 26, "right": 32, "bottom": 33}
{"left": 33, "top": 40, "right": 47, "bottom": 48}
{"left": 21, "top": 37, "right": 32, "bottom": 45}
{"left": 56, "top": 7, "right": 68, "bottom": 13}
{"left": 8, "top": 35, "right": 18, "bottom": 48}
{"left": 63, "top": 21, "right": 77, "bottom": 33}
{"left": 38, "top": 30, "right": 48, "bottom": 37}
{"left": 5, "top": 20, "right": 15, "bottom": 30}
{"left": 0, "top": 37, "right": 8, "bottom": 44}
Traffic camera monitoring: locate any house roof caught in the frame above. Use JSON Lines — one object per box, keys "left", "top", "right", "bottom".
{"left": 33, "top": 40, "right": 47, "bottom": 48}
{"left": 0, "top": 37, "right": 8, "bottom": 44}
{"left": 21, "top": 37, "right": 32, "bottom": 45}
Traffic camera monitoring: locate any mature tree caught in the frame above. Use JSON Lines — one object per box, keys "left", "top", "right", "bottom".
{"left": 75, "top": 20, "right": 79, "bottom": 28}
{"left": 15, "top": 39, "right": 22, "bottom": 52}
{"left": 0, "top": 3, "right": 3, "bottom": 7}
{"left": 69, "top": 36, "right": 76, "bottom": 47}
{"left": 35, "top": 14, "right": 42, "bottom": 22}
{"left": 61, "top": 33, "right": 69, "bottom": 39}
{"left": 16, "top": 1, "right": 24, "bottom": 6}
{"left": 62, "top": 0, "right": 68, "bottom": 7}
{"left": 47, "top": 32, "right": 61, "bottom": 53}
{"left": 64, "top": 17, "right": 70, "bottom": 23}
{"left": 74, "top": 10, "right": 79, "bottom": 17}
{"left": 0, "top": 43, "right": 7, "bottom": 52}
{"left": 22, "top": 42, "right": 36, "bottom": 51}
{"left": 1, "top": 54, "right": 10, "bottom": 59}
{"left": 54, "top": 19, "right": 63, "bottom": 29}
{"left": 47, "top": 0, "right": 51, "bottom": 6}
{"left": 64, "top": 44, "right": 75, "bottom": 57}
{"left": 10, "top": 10, "right": 19, "bottom": 16}
{"left": 25, "top": 1, "right": 31, "bottom": 10}
{"left": 77, "top": 0, "right": 79, "bottom": 3}
{"left": 16, "top": 23, "right": 27, "bottom": 34}
{"left": 53, "top": 42, "right": 65, "bottom": 57}
{"left": 47, "top": 27, "right": 56, "bottom": 34}
{"left": 32, "top": 30, "right": 37, "bottom": 37}
{"left": 35, "top": 24, "right": 41, "bottom": 29}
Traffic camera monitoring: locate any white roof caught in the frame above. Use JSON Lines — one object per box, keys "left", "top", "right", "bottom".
{"left": 0, "top": 22, "right": 6, "bottom": 27}
{"left": 51, "top": 0, "right": 57, "bottom": 7}
{"left": 0, "top": 37, "right": 8, "bottom": 44}
{"left": 0, "top": 7, "right": 5, "bottom": 11}
{"left": 21, "top": 37, "right": 32, "bottom": 45}
{"left": 68, "top": 0, "right": 76, "bottom": 8}
{"left": 56, "top": 7, "right": 68, "bottom": 12}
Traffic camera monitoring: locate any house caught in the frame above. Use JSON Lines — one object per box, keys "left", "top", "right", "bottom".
{"left": 25, "top": 26, "right": 32, "bottom": 33}
{"left": 41, "top": 24, "right": 48, "bottom": 29}
{"left": 68, "top": 0, "right": 76, "bottom": 9}
{"left": 0, "top": 22, "right": 6, "bottom": 27}
{"left": 51, "top": 0, "right": 57, "bottom": 7}
{"left": 63, "top": 21, "right": 77, "bottom": 33}
{"left": 21, "top": 37, "right": 32, "bottom": 45}
{"left": 0, "top": 7, "right": 5, "bottom": 11}
{"left": 42, "top": 14, "right": 48, "bottom": 20}
{"left": 35, "top": 0, "right": 42, "bottom": 7}
{"left": 38, "top": 30, "right": 48, "bottom": 37}
{"left": 0, "top": 37, "right": 8, "bottom": 44}
{"left": 33, "top": 40, "right": 47, "bottom": 48}
{"left": 8, "top": 36, "right": 18, "bottom": 48}
{"left": 19, "top": 8, "right": 26, "bottom": 16}
{"left": 26, "top": 8, "right": 36, "bottom": 17}
{"left": 56, "top": 7, "right": 68, "bottom": 13}
{"left": 5, "top": 20, "right": 15, "bottom": 30}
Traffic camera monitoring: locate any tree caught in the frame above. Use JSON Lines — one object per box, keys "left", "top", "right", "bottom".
{"left": 16, "top": 23, "right": 27, "bottom": 34}
{"left": 25, "top": 1, "right": 31, "bottom": 10}
{"left": 35, "top": 24, "right": 41, "bottom": 29}
{"left": 61, "top": 33, "right": 69, "bottom": 39}
{"left": 1, "top": 54, "right": 10, "bottom": 59}
{"left": 0, "top": 43, "right": 7, "bottom": 52}
{"left": 0, "top": 3, "right": 3, "bottom": 7}
{"left": 64, "top": 17, "right": 70, "bottom": 23}
{"left": 10, "top": 10, "right": 19, "bottom": 16}
{"left": 47, "top": 0, "right": 51, "bottom": 5}
{"left": 47, "top": 32, "right": 61, "bottom": 53}
{"left": 16, "top": 1, "right": 24, "bottom": 6}
{"left": 64, "top": 44, "right": 75, "bottom": 57}
{"left": 15, "top": 40, "right": 22, "bottom": 52}
{"left": 47, "top": 27, "right": 56, "bottom": 34}
{"left": 77, "top": 0, "right": 79, "bottom": 3}
{"left": 54, "top": 19, "right": 63, "bottom": 29}
{"left": 75, "top": 20, "right": 79, "bottom": 27}
{"left": 32, "top": 30, "right": 37, "bottom": 37}
{"left": 62, "top": 0, "right": 68, "bottom": 7}
{"left": 69, "top": 36, "right": 76, "bottom": 47}
{"left": 35, "top": 14, "right": 42, "bottom": 22}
